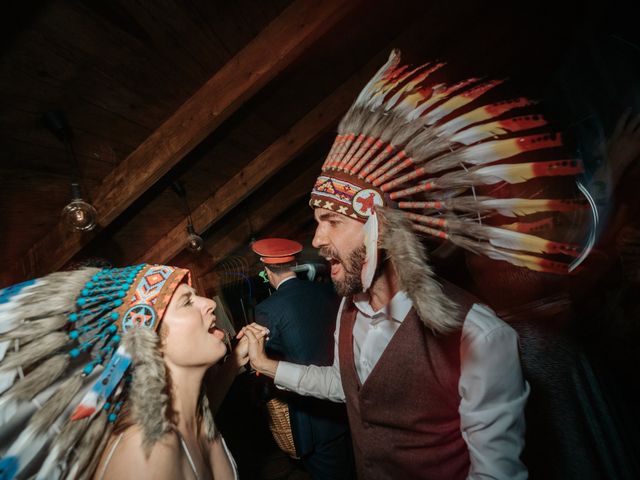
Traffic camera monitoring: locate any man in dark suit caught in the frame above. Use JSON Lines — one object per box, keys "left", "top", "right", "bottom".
{"left": 252, "top": 238, "right": 355, "bottom": 480}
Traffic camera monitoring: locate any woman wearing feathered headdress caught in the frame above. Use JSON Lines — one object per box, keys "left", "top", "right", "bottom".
{"left": 0, "top": 264, "right": 267, "bottom": 480}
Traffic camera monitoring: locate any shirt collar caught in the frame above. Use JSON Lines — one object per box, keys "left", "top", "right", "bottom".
{"left": 276, "top": 276, "right": 296, "bottom": 290}
{"left": 352, "top": 290, "right": 412, "bottom": 323}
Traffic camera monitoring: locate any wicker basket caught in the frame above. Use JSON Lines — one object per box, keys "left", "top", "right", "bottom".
{"left": 266, "top": 397, "right": 299, "bottom": 459}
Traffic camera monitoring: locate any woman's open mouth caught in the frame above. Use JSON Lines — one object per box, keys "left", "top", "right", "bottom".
{"left": 207, "top": 317, "right": 217, "bottom": 333}
{"left": 208, "top": 318, "right": 226, "bottom": 340}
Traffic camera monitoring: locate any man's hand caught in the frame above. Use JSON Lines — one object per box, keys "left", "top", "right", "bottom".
{"left": 229, "top": 335, "right": 250, "bottom": 368}
{"left": 228, "top": 325, "right": 268, "bottom": 369}
{"left": 238, "top": 323, "right": 279, "bottom": 378}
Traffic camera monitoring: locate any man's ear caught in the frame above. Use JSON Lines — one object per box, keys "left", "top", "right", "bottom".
{"left": 265, "top": 267, "right": 275, "bottom": 285}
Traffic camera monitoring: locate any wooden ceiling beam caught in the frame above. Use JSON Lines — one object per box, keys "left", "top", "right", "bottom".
{"left": 202, "top": 161, "right": 320, "bottom": 266}
{"left": 1, "top": 0, "right": 363, "bottom": 287}
{"left": 137, "top": 10, "right": 438, "bottom": 267}
{"left": 135, "top": 54, "right": 383, "bottom": 265}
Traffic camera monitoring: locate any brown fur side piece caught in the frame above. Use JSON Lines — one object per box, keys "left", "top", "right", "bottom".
{"left": 125, "top": 327, "right": 172, "bottom": 456}
{"left": 200, "top": 394, "right": 217, "bottom": 441}
{"left": 377, "top": 206, "right": 461, "bottom": 334}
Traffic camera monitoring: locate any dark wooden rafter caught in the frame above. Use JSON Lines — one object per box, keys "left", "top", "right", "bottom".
{"left": 166, "top": 153, "right": 322, "bottom": 293}
{"left": 136, "top": 64, "right": 376, "bottom": 264}
{"left": 1, "top": 0, "right": 363, "bottom": 287}
{"left": 197, "top": 159, "right": 322, "bottom": 269}
{"left": 138, "top": 14, "right": 435, "bottom": 266}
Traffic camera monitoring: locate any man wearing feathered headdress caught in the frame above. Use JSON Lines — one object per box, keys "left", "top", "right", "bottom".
{"left": 242, "top": 50, "right": 591, "bottom": 479}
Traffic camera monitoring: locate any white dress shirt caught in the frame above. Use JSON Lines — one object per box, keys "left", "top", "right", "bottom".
{"left": 275, "top": 291, "right": 530, "bottom": 480}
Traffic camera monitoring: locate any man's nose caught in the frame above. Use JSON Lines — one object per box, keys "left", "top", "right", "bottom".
{"left": 312, "top": 225, "right": 325, "bottom": 249}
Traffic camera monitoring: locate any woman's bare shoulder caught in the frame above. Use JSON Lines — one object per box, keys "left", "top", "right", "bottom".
{"left": 96, "top": 426, "right": 183, "bottom": 480}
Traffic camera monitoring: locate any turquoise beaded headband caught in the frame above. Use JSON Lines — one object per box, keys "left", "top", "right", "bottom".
{"left": 70, "top": 264, "right": 191, "bottom": 419}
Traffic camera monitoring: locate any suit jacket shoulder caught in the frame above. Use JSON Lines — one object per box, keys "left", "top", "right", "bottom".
{"left": 255, "top": 278, "right": 339, "bottom": 365}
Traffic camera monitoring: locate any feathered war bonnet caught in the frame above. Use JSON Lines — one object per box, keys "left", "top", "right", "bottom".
{"left": 310, "top": 50, "right": 594, "bottom": 333}
{"left": 0, "top": 264, "right": 216, "bottom": 480}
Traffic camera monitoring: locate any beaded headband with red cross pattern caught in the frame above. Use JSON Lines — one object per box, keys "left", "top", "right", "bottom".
{"left": 309, "top": 50, "right": 593, "bottom": 274}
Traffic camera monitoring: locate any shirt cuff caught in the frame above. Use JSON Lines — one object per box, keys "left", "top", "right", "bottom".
{"left": 274, "top": 361, "right": 303, "bottom": 390}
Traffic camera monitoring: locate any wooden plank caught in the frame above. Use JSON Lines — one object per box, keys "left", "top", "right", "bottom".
{"left": 0, "top": 138, "right": 94, "bottom": 178}
{"left": 188, "top": 0, "right": 291, "bottom": 57}
{"left": 139, "top": 4, "right": 445, "bottom": 267}
{"left": 109, "top": 1, "right": 218, "bottom": 78}
{"left": 137, "top": 5, "right": 438, "bottom": 266}
{"left": 205, "top": 162, "right": 320, "bottom": 265}
{"left": 38, "top": 2, "right": 195, "bottom": 99}
{"left": 0, "top": 0, "right": 362, "bottom": 288}
{"left": 197, "top": 162, "right": 321, "bottom": 288}
{"left": 0, "top": 71, "right": 151, "bottom": 156}
{"left": 136, "top": 54, "right": 380, "bottom": 265}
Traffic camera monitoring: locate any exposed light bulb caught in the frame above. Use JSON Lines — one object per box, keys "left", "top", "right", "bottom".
{"left": 186, "top": 224, "right": 203, "bottom": 252}
{"left": 187, "top": 232, "right": 204, "bottom": 252}
{"left": 61, "top": 199, "right": 97, "bottom": 231}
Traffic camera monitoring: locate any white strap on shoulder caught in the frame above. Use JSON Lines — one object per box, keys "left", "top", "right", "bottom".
{"left": 95, "top": 433, "right": 125, "bottom": 480}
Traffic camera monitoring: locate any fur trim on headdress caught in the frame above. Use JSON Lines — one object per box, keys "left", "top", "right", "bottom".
{"left": 377, "top": 206, "right": 461, "bottom": 334}
{"left": 200, "top": 393, "right": 217, "bottom": 441}
{"left": 125, "top": 327, "right": 172, "bottom": 455}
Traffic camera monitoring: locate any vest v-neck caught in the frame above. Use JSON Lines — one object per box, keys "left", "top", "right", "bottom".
{"left": 337, "top": 287, "right": 471, "bottom": 480}
{"left": 343, "top": 299, "right": 415, "bottom": 390}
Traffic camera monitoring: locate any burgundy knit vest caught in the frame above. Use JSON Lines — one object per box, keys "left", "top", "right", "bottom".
{"left": 338, "top": 284, "right": 473, "bottom": 480}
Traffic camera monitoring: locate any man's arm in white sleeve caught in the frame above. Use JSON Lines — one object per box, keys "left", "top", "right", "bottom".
{"left": 459, "top": 303, "right": 529, "bottom": 480}
{"left": 274, "top": 360, "right": 345, "bottom": 402}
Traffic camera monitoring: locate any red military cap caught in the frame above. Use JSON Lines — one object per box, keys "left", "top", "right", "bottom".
{"left": 251, "top": 238, "right": 303, "bottom": 264}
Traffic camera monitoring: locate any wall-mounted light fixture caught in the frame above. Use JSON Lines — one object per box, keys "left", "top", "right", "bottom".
{"left": 172, "top": 181, "right": 203, "bottom": 252}
{"left": 186, "top": 223, "right": 204, "bottom": 252}
{"left": 44, "top": 111, "right": 97, "bottom": 232}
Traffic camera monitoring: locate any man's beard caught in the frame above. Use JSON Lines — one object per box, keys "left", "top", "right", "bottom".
{"left": 320, "top": 245, "right": 366, "bottom": 297}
